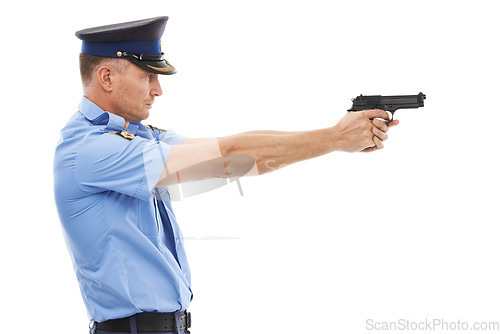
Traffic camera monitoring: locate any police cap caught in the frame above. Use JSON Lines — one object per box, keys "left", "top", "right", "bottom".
{"left": 75, "top": 16, "right": 176, "bottom": 75}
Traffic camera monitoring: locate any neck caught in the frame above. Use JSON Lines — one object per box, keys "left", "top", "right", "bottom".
{"left": 84, "top": 91, "right": 128, "bottom": 130}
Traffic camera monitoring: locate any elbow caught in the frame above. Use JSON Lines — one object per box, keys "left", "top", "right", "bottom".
{"left": 218, "top": 137, "right": 261, "bottom": 177}
{"left": 224, "top": 153, "right": 259, "bottom": 177}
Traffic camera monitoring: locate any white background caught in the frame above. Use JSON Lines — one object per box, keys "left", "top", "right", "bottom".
{"left": 1, "top": 0, "right": 499, "bottom": 333}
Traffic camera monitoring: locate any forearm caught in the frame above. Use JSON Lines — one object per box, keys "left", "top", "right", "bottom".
{"left": 237, "top": 130, "right": 302, "bottom": 136}
{"left": 217, "top": 128, "right": 336, "bottom": 175}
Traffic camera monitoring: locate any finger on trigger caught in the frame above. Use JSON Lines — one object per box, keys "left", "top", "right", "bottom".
{"left": 366, "top": 109, "right": 390, "bottom": 121}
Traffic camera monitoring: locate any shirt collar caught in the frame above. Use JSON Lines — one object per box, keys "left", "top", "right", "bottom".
{"left": 79, "top": 96, "right": 127, "bottom": 132}
{"left": 127, "top": 122, "right": 141, "bottom": 135}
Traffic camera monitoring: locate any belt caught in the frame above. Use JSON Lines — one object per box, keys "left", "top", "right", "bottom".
{"left": 95, "top": 311, "right": 191, "bottom": 333}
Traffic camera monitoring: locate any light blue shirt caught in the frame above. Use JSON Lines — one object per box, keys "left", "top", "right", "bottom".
{"left": 54, "top": 97, "right": 192, "bottom": 322}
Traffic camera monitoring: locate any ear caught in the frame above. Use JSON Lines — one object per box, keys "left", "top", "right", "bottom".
{"left": 96, "top": 66, "right": 114, "bottom": 92}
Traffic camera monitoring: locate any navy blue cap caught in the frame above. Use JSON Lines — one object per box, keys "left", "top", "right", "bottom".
{"left": 76, "top": 16, "right": 176, "bottom": 75}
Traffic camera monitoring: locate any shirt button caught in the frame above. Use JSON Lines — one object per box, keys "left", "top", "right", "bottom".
{"left": 176, "top": 238, "right": 180, "bottom": 244}
{"left": 183, "top": 272, "right": 187, "bottom": 278}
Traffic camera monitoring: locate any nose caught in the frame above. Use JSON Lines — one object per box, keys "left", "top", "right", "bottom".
{"left": 151, "top": 75, "right": 163, "bottom": 97}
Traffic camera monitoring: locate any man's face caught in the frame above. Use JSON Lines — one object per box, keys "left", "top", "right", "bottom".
{"left": 111, "top": 63, "right": 163, "bottom": 124}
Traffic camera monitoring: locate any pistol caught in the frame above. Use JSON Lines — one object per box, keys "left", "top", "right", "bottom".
{"left": 347, "top": 92, "right": 426, "bottom": 123}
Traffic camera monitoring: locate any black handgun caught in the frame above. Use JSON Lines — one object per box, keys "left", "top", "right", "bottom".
{"left": 347, "top": 92, "right": 426, "bottom": 123}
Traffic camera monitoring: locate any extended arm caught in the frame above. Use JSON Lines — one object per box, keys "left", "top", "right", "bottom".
{"left": 217, "top": 128, "right": 332, "bottom": 175}
{"left": 216, "top": 109, "right": 397, "bottom": 174}
{"left": 157, "top": 110, "right": 396, "bottom": 186}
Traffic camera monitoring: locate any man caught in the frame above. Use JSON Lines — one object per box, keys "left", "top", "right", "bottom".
{"left": 54, "top": 16, "right": 397, "bottom": 334}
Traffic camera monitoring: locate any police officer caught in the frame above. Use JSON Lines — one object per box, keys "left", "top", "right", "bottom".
{"left": 54, "top": 16, "right": 397, "bottom": 334}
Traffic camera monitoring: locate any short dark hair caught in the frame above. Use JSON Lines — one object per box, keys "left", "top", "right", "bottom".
{"left": 79, "top": 53, "right": 129, "bottom": 89}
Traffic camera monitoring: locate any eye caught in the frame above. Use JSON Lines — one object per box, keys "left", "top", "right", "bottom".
{"left": 146, "top": 74, "right": 153, "bottom": 81}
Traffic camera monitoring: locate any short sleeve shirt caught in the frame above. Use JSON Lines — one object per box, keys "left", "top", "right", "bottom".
{"left": 54, "top": 97, "right": 192, "bottom": 322}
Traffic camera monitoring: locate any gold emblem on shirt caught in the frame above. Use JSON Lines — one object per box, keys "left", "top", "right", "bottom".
{"left": 110, "top": 131, "right": 135, "bottom": 141}
{"left": 146, "top": 124, "right": 167, "bottom": 132}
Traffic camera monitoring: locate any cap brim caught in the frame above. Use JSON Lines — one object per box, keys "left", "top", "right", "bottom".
{"left": 128, "top": 58, "right": 176, "bottom": 75}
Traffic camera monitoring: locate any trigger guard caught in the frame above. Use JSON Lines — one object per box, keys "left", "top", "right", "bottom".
{"left": 385, "top": 111, "right": 395, "bottom": 124}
